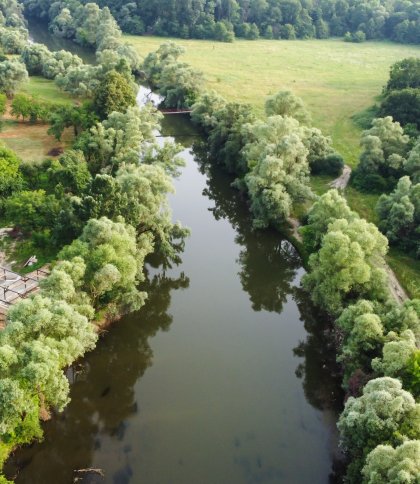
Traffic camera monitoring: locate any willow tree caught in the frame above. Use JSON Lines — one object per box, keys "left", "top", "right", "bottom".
{"left": 265, "top": 90, "right": 311, "bottom": 125}
{"left": 338, "top": 377, "right": 420, "bottom": 482}
{"left": 242, "top": 115, "right": 312, "bottom": 228}
{"left": 362, "top": 440, "right": 420, "bottom": 484}
{"left": 303, "top": 218, "right": 389, "bottom": 315}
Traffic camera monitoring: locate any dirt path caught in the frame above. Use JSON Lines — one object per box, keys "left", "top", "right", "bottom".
{"left": 330, "top": 165, "right": 352, "bottom": 190}
{"left": 287, "top": 217, "right": 302, "bottom": 243}
{"left": 383, "top": 263, "right": 408, "bottom": 304}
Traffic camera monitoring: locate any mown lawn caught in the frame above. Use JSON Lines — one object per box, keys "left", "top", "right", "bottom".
{"left": 19, "top": 76, "right": 75, "bottom": 105}
{"left": 0, "top": 76, "right": 75, "bottom": 162}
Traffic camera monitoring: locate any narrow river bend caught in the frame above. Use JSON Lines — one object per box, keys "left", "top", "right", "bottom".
{"left": 6, "top": 27, "right": 343, "bottom": 483}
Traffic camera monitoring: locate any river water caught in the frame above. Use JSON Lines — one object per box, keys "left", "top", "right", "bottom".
{"left": 6, "top": 25, "right": 343, "bottom": 484}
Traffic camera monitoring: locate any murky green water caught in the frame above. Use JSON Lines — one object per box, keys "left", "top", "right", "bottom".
{"left": 6, "top": 26, "right": 344, "bottom": 483}
{"left": 27, "top": 18, "right": 96, "bottom": 64}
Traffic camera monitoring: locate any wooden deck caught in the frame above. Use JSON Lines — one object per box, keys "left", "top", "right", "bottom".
{"left": 0, "top": 266, "right": 49, "bottom": 328}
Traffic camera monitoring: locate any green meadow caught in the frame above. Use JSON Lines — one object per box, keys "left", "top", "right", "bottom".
{"left": 128, "top": 36, "right": 420, "bottom": 166}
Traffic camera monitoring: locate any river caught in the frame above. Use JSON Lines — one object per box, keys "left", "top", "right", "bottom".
{"left": 5, "top": 25, "right": 344, "bottom": 484}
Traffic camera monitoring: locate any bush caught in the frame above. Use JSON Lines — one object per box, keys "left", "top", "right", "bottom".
{"left": 310, "top": 153, "right": 344, "bottom": 176}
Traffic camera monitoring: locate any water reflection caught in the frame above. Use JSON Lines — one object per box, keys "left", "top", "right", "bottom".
{"left": 27, "top": 18, "right": 96, "bottom": 64}
{"left": 195, "top": 148, "right": 301, "bottom": 314}
{"left": 5, "top": 272, "right": 189, "bottom": 483}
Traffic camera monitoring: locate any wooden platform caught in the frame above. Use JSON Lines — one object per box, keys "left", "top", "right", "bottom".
{"left": 0, "top": 266, "right": 49, "bottom": 328}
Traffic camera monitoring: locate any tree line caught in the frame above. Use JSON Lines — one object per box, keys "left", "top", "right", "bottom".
{"left": 23, "top": 0, "right": 420, "bottom": 43}
{"left": 351, "top": 57, "right": 419, "bottom": 260}
{"left": 0, "top": 3, "right": 188, "bottom": 482}
{"left": 140, "top": 42, "right": 420, "bottom": 482}
{"left": 0, "top": 0, "right": 142, "bottom": 99}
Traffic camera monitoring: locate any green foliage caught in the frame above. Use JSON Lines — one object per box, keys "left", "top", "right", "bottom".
{"left": 4, "top": 189, "right": 59, "bottom": 234}
{"left": 0, "top": 58, "right": 28, "bottom": 97}
{"left": 372, "top": 331, "right": 417, "bottom": 386}
{"left": 11, "top": 93, "right": 53, "bottom": 123}
{"left": 385, "top": 58, "right": 420, "bottom": 93}
{"left": 93, "top": 69, "right": 136, "bottom": 119}
{"left": 344, "top": 30, "right": 366, "bottom": 43}
{"left": 69, "top": 0, "right": 420, "bottom": 44}
{"left": 405, "top": 138, "right": 420, "bottom": 183}
{"left": 265, "top": 90, "right": 311, "bottom": 125}
{"left": 242, "top": 115, "right": 313, "bottom": 227}
{"left": 338, "top": 377, "right": 420, "bottom": 480}
{"left": 402, "top": 351, "right": 420, "bottom": 397}
{"left": 143, "top": 42, "right": 204, "bottom": 109}
{"left": 376, "top": 176, "right": 420, "bottom": 258}
{"left": 0, "top": 26, "right": 27, "bottom": 54}
{"left": 352, "top": 117, "right": 410, "bottom": 192}
{"left": 300, "top": 189, "right": 357, "bottom": 253}
{"left": 0, "top": 144, "right": 22, "bottom": 198}
{"left": 0, "top": 93, "right": 5, "bottom": 116}
{"left": 380, "top": 88, "right": 420, "bottom": 130}
{"left": 363, "top": 440, "right": 420, "bottom": 484}
{"left": 58, "top": 217, "right": 152, "bottom": 311}
{"left": 206, "top": 101, "right": 255, "bottom": 175}
{"left": 50, "top": 150, "right": 92, "bottom": 195}
{"left": 77, "top": 104, "right": 159, "bottom": 174}
{"left": 48, "top": 102, "right": 98, "bottom": 140}
{"left": 303, "top": 217, "right": 389, "bottom": 315}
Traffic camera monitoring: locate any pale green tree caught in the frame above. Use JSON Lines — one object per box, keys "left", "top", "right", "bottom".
{"left": 79, "top": 105, "right": 160, "bottom": 173}
{"left": 265, "top": 90, "right": 311, "bottom": 125}
{"left": 362, "top": 440, "right": 420, "bottom": 484}
{"left": 191, "top": 90, "right": 227, "bottom": 134}
{"left": 376, "top": 176, "right": 419, "bottom": 256}
{"left": 58, "top": 217, "right": 153, "bottom": 312}
{"left": 116, "top": 163, "right": 189, "bottom": 265}
{"left": 372, "top": 330, "right": 417, "bottom": 380}
{"left": 303, "top": 218, "right": 389, "bottom": 315}
{"left": 338, "top": 377, "right": 420, "bottom": 481}
{"left": 337, "top": 299, "right": 385, "bottom": 381}
{"left": 242, "top": 115, "right": 313, "bottom": 228}
{"left": 404, "top": 137, "right": 420, "bottom": 183}
{"left": 300, "top": 189, "right": 358, "bottom": 253}
{"left": 0, "top": 58, "right": 28, "bottom": 97}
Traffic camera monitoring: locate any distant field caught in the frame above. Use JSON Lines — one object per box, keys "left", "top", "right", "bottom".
{"left": 0, "top": 77, "right": 74, "bottom": 162}
{"left": 20, "top": 76, "right": 75, "bottom": 105}
{"left": 127, "top": 36, "right": 420, "bottom": 166}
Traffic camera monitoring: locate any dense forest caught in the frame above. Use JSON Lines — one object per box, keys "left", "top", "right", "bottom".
{"left": 21, "top": 0, "right": 420, "bottom": 43}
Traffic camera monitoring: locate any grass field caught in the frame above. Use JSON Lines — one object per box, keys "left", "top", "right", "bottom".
{"left": 127, "top": 36, "right": 420, "bottom": 166}
{"left": 19, "top": 76, "right": 75, "bottom": 105}
{"left": 0, "top": 77, "right": 74, "bottom": 162}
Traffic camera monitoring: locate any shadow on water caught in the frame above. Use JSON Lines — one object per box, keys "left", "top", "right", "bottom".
{"left": 6, "top": 113, "right": 345, "bottom": 483}
{"left": 26, "top": 17, "right": 96, "bottom": 64}
{"left": 196, "top": 152, "right": 301, "bottom": 314}
{"left": 4, "top": 272, "right": 190, "bottom": 483}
